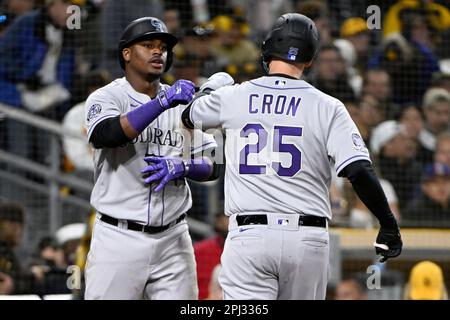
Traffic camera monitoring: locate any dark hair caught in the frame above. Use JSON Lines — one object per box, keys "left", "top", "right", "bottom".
{"left": 340, "top": 273, "right": 368, "bottom": 293}
{"left": 38, "top": 236, "right": 60, "bottom": 252}
{"left": 0, "top": 202, "right": 26, "bottom": 224}
{"left": 363, "top": 68, "right": 390, "bottom": 87}
{"left": 318, "top": 43, "right": 341, "bottom": 55}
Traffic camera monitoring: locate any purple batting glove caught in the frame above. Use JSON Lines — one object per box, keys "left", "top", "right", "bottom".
{"left": 141, "top": 156, "right": 186, "bottom": 192}
{"left": 158, "top": 79, "right": 196, "bottom": 110}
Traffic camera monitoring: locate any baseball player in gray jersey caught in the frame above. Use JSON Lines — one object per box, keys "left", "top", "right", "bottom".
{"left": 83, "top": 17, "right": 219, "bottom": 300}
{"left": 178, "top": 13, "right": 403, "bottom": 300}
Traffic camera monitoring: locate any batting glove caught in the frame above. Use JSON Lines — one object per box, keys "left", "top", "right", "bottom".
{"left": 199, "top": 72, "right": 234, "bottom": 92}
{"left": 141, "top": 156, "right": 186, "bottom": 192}
{"left": 158, "top": 79, "right": 195, "bottom": 110}
{"left": 374, "top": 227, "right": 403, "bottom": 263}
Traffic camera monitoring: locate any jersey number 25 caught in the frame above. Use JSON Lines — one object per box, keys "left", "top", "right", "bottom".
{"left": 239, "top": 123, "right": 302, "bottom": 177}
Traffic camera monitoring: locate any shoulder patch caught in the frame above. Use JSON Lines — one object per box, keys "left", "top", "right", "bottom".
{"left": 352, "top": 133, "right": 368, "bottom": 153}
{"left": 87, "top": 104, "right": 102, "bottom": 123}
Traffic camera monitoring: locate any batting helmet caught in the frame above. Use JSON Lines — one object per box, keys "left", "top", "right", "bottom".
{"left": 261, "top": 13, "right": 319, "bottom": 66}
{"left": 118, "top": 17, "right": 178, "bottom": 72}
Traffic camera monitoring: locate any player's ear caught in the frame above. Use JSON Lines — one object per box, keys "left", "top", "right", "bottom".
{"left": 123, "top": 48, "right": 131, "bottom": 64}
{"left": 305, "top": 60, "right": 313, "bottom": 68}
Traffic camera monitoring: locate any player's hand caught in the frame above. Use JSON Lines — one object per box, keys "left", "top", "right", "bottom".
{"left": 158, "top": 80, "right": 195, "bottom": 110}
{"left": 141, "top": 156, "right": 186, "bottom": 192}
{"left": 199, "top": 72, "right": 234, "bottom": 92}
{"left": 373, "top": 227, "right": 403, "bottom": 263}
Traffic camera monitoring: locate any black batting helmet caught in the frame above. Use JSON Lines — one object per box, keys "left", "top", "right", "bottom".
{"left": 118, "top": 17, "right": 178, "bottom": 71}
{"left": 261, "top": 13, "right": 319, "bottom": 65}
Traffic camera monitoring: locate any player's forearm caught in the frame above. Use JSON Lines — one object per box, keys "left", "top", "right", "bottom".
{"left": 124, "top": 99, "right": 165, "bottom": 139}
{"left": 340, "top": 160, "right": 399, "bottom": 230}
{"left": 184, "top": 156, "right": 218, "bottom": 181}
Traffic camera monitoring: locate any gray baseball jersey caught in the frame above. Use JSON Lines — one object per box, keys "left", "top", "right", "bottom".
{"left": 190, "top": 76, "right": 370, "bottom": 220}
{"left": 85, "top": 77, "right": 217, "bottom": 226}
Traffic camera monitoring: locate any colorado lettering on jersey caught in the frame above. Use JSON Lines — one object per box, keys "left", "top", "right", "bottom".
{"left": 130, "top": 127, "right": 184, "bottom": 149}
{"left": 248, "top": 94, "right": 301, "bottom": 117}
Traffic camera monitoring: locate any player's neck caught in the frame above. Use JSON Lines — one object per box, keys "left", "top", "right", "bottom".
{"left": 268, "top": 60, "right": 304, "bottom": 79}
{"left": 125, "top": 71, "right": 160, "bottom": 98}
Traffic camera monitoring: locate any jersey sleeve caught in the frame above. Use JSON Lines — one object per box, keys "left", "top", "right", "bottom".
{"left": 189, "top": 89, "right": 222, "bottom": 130}
{"left": 327, "top": 102, "right": 371, "bottom": 176}
{"left": 190, "top": 129, "right": 218, "bottom": 154}
{"left": 85, "top": 88, "right": 123, "bottom": 140}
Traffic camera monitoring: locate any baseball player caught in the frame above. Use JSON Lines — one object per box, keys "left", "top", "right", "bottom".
{"left": 175, "top": 13, "right": 403, "bottom": 300}
{"left": 83, "top": 17, "right": 219, "bottom": 300}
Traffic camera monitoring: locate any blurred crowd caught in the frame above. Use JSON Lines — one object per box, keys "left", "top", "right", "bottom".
{"left": 1, "top": 200, "right": 449, "bottom": 299}
{"left": 0, "top": 201, "right": 86, "bottom": 296}
{"left": 1, "top": 0, "right": 450, "bottom": 299}
{"left": 1, "top": 0, "right": 450, "bottom": 228}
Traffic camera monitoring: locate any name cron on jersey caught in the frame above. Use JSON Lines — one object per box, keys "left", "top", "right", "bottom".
{"left": 130, "top": 126, "right": 184, "bottom": 149}
{"left": 249, "top": 94, "right": 301, "bottom": 117}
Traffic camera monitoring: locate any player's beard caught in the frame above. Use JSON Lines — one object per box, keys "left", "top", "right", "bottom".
{"left": 143, "top": 61, "right": 165, "bottom": 82}
{"left": 145, "top": 69, "right": 163, "bottom": 83}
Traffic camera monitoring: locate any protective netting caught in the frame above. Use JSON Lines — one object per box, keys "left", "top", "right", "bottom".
{"left": 0, "top": 0, "right": 450, "bottom": 300}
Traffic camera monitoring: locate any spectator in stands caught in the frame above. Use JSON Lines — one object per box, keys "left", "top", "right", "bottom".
{"left": 172, "top": 24, "right": 220, "bottom": 84}
{"left": 171, "top": 53, "right": 203, "bottom": 87}
{"left": 362, "top": 69, "right": 400, "bottom": 120}
{"left": 430, "top": 72, "right": 450, "bottom": 93}
{"left": 333, "top": 39, "right": 362, "bottom": 96}
{"left": 0, "top": 0, "right": 76, "bottom": 114}
{"left": 100, "top": 0, "right": 164, "bottom": 79}
{"left": 334, "top": 275, "right": 368, "bottom": 300}
{"left": 209, "top": 15, "right": 259, "bottom": 68}
{"left": 334, "top": 279, "right": 368, "bottom": 300}
{"left": 398, "top": 105, "right": 433, "bottom": 166}
{"left": 194, "top": 212, "right": 228, "bottom": 300}
{"left": 340, "top": 17, "right": 370, "bottom": 73}
{"left": 420, "top": 88, "right": 450, "bottom": 155}
{"left": 310, "top": 44, "right": 355, "bottom": 103}
{"left": 369, "top": 11, "right": 440, "bottom": 105}
{"left": 370, "top": 120, "right": 422, "bottom": 210}
{"left": 383, "top": 0, "right": 450, "bottom": 41}
{"left": 296, "top": 0, "right": 331, "bottom": 44}
{"left": 357, "top": 94, "right": 385, "bottom": 144}
{"left": 0, "top": 0, "right": 78, "bottom": 171}
{"left": 28, "top": 236, "right": 70, "bottom": 295}
{"left": 55, "top": 223, "right": 85, "bottom": 266}
{"left": 435, "top": 132, "right": 450, "bottom": 169}
{"left": 62, "top": 70, "right": 109, "bottom": 180}
{"left": 205, "top": 264, "right": 223, "bottom": 300}
{"left": 402, "top": 163, "right": 450, "bottom": 228}
{"left": 30, "top": 236, "right": 66, "bottom": 271}
{"left": 163, "top": 6, "right": 182, "bottom": 39}
{"left": 0, "top": 202, "right": 38, "bottom": 294}
{"left": 404, "top": 261, "right": 448, "bottom": 300}
{"left": 2, "top": 0, "right": 36, "bottom": 23}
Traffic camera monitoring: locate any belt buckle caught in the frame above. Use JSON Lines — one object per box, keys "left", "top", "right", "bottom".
{"left": 118, "top": 219, "right": 128, "bottom": 229}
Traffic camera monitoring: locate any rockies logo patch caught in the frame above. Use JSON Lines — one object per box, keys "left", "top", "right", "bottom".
{"left": 87, "top": 104, "right": 102, "bottom": 122}
{"left": 352, "top": 133, "right": 368, "bottom": 153}
{"left": 151, "top": 19, "right": 166, "bottom": 32}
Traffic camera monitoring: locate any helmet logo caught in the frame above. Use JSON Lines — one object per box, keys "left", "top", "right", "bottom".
{"left": 287, "top": 47, "right": 299, "bottom": 61}
{"left": 151, "top": 19, "right": 165, "bottom": 32}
